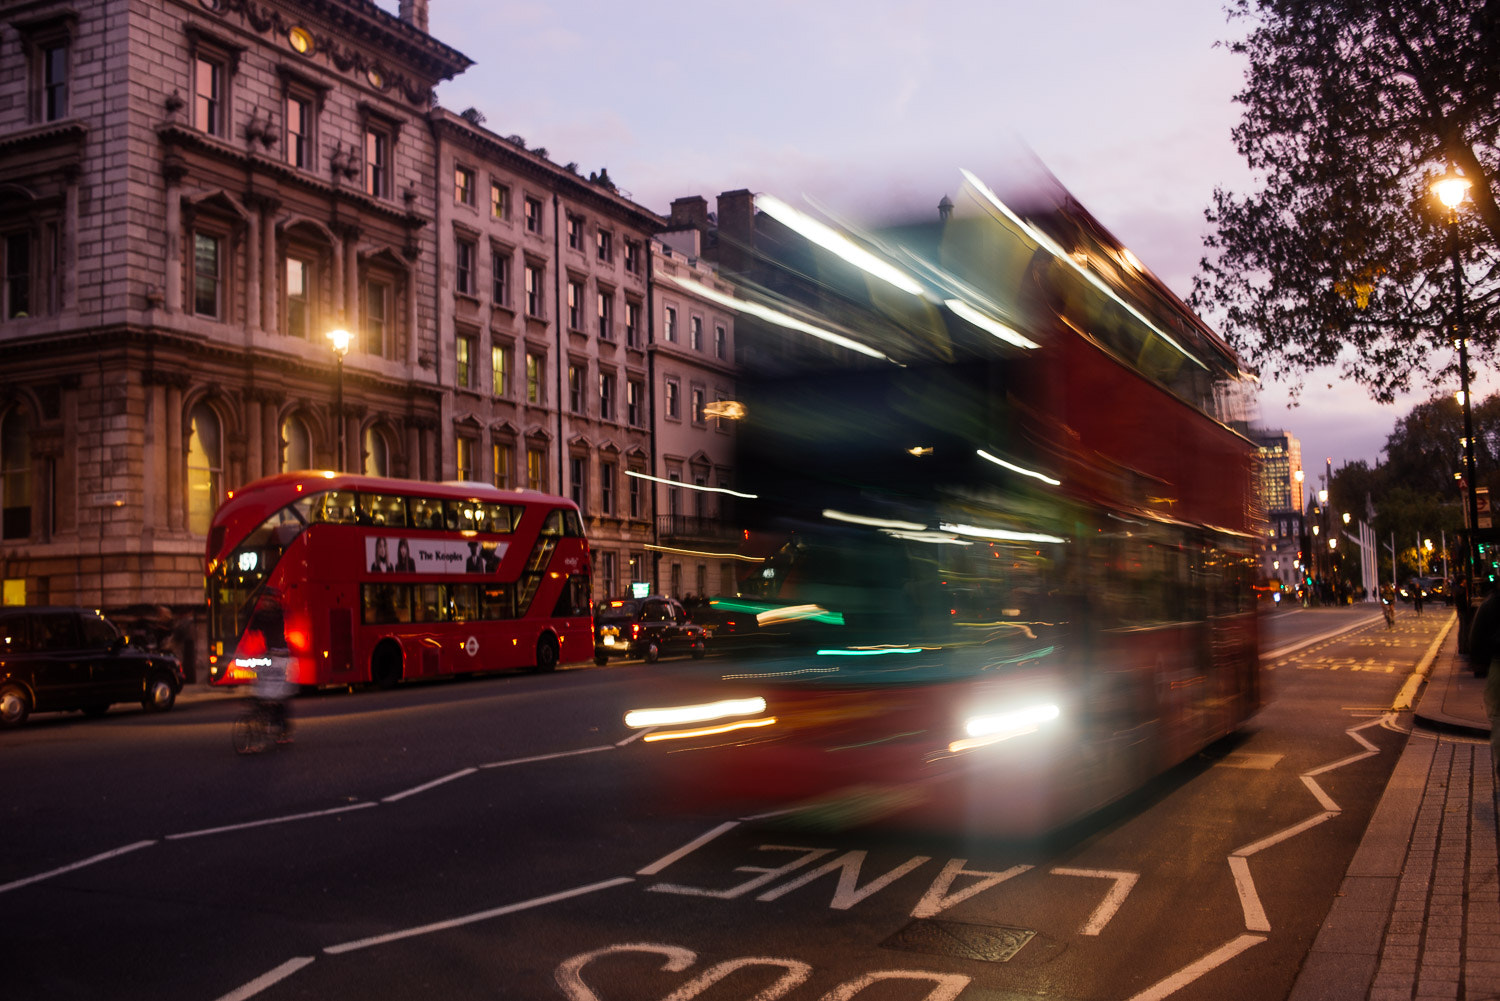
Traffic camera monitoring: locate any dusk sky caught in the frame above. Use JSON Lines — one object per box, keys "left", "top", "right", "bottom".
{"left": 398, "top": 0, "right": 1472, "bottom": 490}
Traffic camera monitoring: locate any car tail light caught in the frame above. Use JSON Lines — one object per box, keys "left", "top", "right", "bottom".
{"left": 632, "top": 623, "right": 640, "bottom": 640}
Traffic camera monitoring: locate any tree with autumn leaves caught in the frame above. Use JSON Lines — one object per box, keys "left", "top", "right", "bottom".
{"left": 1193, "top": 0, "right": 1500, "bottom": 404}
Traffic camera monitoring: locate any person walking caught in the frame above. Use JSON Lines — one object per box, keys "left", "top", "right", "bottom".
{"left": 1414, "top": 584, "right": 1425, "bottom": 618}
{"left": 1469, "top": 584, "right": 1500, "bottom": 770}
{"left": 247, "top": 588, "right": 294, "bottom": 743}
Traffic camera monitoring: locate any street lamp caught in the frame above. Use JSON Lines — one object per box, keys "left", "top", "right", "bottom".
{"left": 328, "top": 328, "right": 351, "bottom": 472}
{"left": 1431, "top": 165, "right": 1478, "bottom": 602}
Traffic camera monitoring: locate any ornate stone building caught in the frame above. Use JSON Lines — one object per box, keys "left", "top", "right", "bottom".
{"left": 0, "top": 0, "right": 469, "bottom": 627}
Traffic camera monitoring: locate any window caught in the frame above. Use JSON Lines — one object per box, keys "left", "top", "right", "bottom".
{"left": 455, "top": 237, "right": 476, "bottom": 296}
{"left": 694, "top": 476, "right": 707, "bottom": 519}
{"left": 194, "top": 56, "right": 224, "bottom": 136}
{"left": 456, "top": 333, "right": 475, "bottom": 388}
{"left": 492, "top": 248, "right": 509, "bottom": 305}
{"left": 629, "top": 472, "right": 642, "bottom": 518}
{"left": 192, "top": 232, "right": 223, "bottom": 319}
{"left": 568, "top": 363, "right": 585, "bottom": 414}
{"left": 599, "top": 372, "right": 616, "bottom": 422}
{"left": 526, "top": 352, "right": 543, "bottom": 404}
{"left": 691, "top": 387, "right": 706, "bottom": 425}
{"left": 664, "top": 378, "right": 680, "bottom": 420}
{"left": 567, "top": 279, "right": 585, "bottom": 330}
{"left": 600, "top": 462, "right": 615, "bottom": 515}
{"left": 491, "top": 342, "right": 509, "bottom": 396}
{"left": 42, "top": 42, "right": 67, "bottom": 122}
{"left": 491, "top": 182, "right": 509, "bottom": 220}
{"left": 492, "top": 443, "right": 513, "bottom": 489}
{"left": 627, "top": 379, "right": 643, "bottom": 427}
{"left": 668, "top": 472, "right": 681, "bottom": 517}
{"left": 525, "top": 263, "right": 544, "bottom": 317}
{"left": 715, "top": 324, "right": 726, "bottom": 359}
{"left": 527, "top": 447, "right": 546, "bottom": 491}
{"left": 598, "top": 550, "right": 617, "bottom": 596}
{"left": 364, "top": 279, "right": 390, "bottom": 356}
{"left": 597, "top": 230, "right": 613, "bottom": 263}
{"left": 664, "top": 306, "right": 678, "bottom": 343}
{"left": 691, "top": 315, "right": 703, "bottom": 351}
{"left": 455, "top": 166, "right": 474, "bottom": 205}
{"left": 624, "top": 240, "right": 640, "bottom": 274}
{"left": 364, "top": 426, "right": 389, "bottom": 476}
{"left": 3, "top": 233, "right": 31, "bottom": 320}
{"left": 597, "top": 290, "right": 613, "bottom": 340}
{"left": 456, "top": 436, "right": 474, "bottom": 481}
{"left": 567, "top": 214, "right": 583, "bottom": 251}
{"left": 625, "top": 301, "right": 641, "bottom": 348}
{"left": 187, "top": 403, "right": 222, "bottom": 535}
{"left": 285, "top": 256, "right": 312, "bottom": 337}
{"left": 286, "top": 95, "right": 311, "bottom": 168}
{"left": 280, "top": 414, "right": 311, "bottom": 472}
{"left": 1, "top": 410, "right": 32, "bottom": 540}
{"left": 570, "top": 456, "right": 586, "bottom": 511}
{"left": 525, "top": 196, "right": 543, "bottom": 234}
{"left": 364, "top": 128, "right": 390, "bottom": 197}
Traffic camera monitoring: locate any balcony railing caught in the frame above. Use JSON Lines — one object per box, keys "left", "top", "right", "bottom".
{"left": 657, "top": 514, "right": 735, "bottom": 541}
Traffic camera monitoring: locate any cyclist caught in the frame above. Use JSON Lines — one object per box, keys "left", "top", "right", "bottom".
{"left": 247, "top": 587, "right": 294, "bottom": 743}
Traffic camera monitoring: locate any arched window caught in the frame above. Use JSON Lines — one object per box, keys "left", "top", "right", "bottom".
{"left": 363, "top": 425, "right": 388, "bottom": 477}
{"left": 187, "top": 403, "right": 222, "bottom": 535}
{"left": 1, "top": 409, "right": 32, "bottom": 539}
{"left": 281, "top": 414, "right": 311, "bottom": 472}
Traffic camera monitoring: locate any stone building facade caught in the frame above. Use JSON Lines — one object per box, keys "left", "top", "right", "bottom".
{"left": 429, "top": 108, "right": 663, "bottom": 602}
{"left": 0, "top": 0, "right": 469, "bottom": 628}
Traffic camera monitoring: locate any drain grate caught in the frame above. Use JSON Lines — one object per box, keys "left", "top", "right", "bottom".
{"left": 883, "top": 918, "right": 1036, "bottom": 963}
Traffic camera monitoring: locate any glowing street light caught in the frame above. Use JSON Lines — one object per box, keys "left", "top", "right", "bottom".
{"left": 328, "top": 328, "right": 352, "bottom": 472}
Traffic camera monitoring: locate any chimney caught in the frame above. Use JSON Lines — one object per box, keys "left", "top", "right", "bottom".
{"left": 715, "top": 189, "right": 755, "bottom": 278}
{"left": 398, "top": 0, "right": 429, "bottom": 33}
{"left": 669, "top": 195, "right": 709, "bottom": 232}
{"left": 938, "top": 195, "right": 953, "bottom": 222}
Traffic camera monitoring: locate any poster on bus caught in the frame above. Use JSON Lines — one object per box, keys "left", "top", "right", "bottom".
{"left": 365, "top": 536, "right": 509, "bottom": 575}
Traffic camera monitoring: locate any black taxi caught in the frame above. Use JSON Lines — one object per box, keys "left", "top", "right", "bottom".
{"left": 594, "top": 596, "right": 707, "bottom": 665}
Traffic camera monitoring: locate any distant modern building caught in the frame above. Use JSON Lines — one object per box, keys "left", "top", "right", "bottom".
{"left": 0, "top": 0, "right": 469, "bottom": 632}
{"left": 1253, "top": 429, "right": 1305, "bottom": 588}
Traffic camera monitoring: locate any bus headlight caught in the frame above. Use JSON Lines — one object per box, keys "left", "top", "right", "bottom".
{"left": 950, "top": 703, "right": 1060, "bottom": 753}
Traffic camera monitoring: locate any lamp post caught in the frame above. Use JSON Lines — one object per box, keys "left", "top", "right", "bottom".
{"left": 328, "top": 328, "right": 351, "bottom": 472}
{"left": 1431, "top": 166, "right": 1477, "bottom": 604}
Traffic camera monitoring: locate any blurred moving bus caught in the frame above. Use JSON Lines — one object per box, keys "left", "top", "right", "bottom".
{"left": 206, "top": 473, "right": 593, "bottom": 688}
{"left": 628, "top": 176, "right": 1260, "bottom": 833}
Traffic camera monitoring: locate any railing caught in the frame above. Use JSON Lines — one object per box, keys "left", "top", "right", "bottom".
{"left": 657, "top": 515, "right": 736, "bottom": 541}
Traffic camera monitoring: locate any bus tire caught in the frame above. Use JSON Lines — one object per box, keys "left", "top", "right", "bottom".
{"left": 535, "top": 634, "right": 560, "bottom": 672}
{"left": 370, "top": 641, "right": 403, "bottom": 689}
{"left": 594, "top": 654, "right": 609, "bottom": 667}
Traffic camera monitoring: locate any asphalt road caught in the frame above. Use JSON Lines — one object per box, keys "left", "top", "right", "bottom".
{"left": 1, "top": 604, "right": 1446, "bottom": 1001}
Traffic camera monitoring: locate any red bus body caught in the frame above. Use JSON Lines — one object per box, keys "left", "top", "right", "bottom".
{"left": 206, "top": 473, "right": 593, "bottom": 688}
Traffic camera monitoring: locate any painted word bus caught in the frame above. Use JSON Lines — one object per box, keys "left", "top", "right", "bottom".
{"left": 206, "top": 473, "right": 593, "bottom": 688}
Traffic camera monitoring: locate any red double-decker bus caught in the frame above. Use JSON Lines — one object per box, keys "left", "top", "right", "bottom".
{"left": 206, "top": 473, "right": 593, "bottom": 689}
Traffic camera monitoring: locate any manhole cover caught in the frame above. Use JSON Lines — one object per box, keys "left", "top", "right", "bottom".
{"left": 883, "top": 918, "right": 1036, "bottom": 963}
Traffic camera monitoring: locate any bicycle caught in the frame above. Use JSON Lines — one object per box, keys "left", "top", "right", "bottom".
{"left": 232, "top": 697, "right": 292, "bottom": 754}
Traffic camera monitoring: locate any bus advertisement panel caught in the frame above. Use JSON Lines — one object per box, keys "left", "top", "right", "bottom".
{"left": 206, "top": 473, "right": 593, "bottom": 689}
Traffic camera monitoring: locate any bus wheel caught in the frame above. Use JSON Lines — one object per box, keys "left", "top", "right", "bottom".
{"left": 594, "top": 654, "right": 609, "bottom": 667}
{"left": 371, "top": 641, "right": 403, "bottom": 689}
{"left": 535, "top": 634, "right": 560, "bottom": 672}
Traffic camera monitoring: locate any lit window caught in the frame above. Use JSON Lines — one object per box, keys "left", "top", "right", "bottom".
{"left": 597, "top": 290, "right": 613, "bottom": 340}
{"left": 285, "top": 256, "right": 311, "bottom": 337}
{"left": 492, "top": 443, "right": 513, "bottom": 489}
{"left": 187, "top": 403, "right": 222, "bottom": 535}
{"left": 491, "top": 343, "right": 509, "bottom": 396}
{"left": 491, "top": 182, "right": 509, "bottom": 220}
{"left": 525, "top": 197, "right": 542, "bottom": 234}
{"left": 364, "top": 128, "right": 390, "bottom": 197}
{"left": 456, "top": 436, "right": 474, "bottom": 481}
{"left": 568, "top": 279, "right": 584, "bottom": 330}
{"left": 456, "top": 334, "right": 474, "bottom": 388}
{"left": 455, "top": 166, "right": 474, "bottom": 206}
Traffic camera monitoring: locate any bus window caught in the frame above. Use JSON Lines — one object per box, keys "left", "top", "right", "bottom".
{"left": 475, "top": 502, "right": 518, "bottom": 534}
{"left": 451, "top": 584, "right": 479, "bottom": 622}
{"left": 413, "top": 584, "right": 449, "bottom": 623}
{"left": 563, "top": 510, "right": 586, "bottom": 537}
{"left": 359, "top": 493, "right": 409, "bottom": 528}
{"left": 409, "top": 497, "right": 447, "bottom": 530}
{"left": 316, "top": 490, "right": 358, "bottom": 524}
{"left": 479, "top": 583, "right": 514, "bottom": 619}
{"left": 551, "top": 574, "right": 591, "bottom": 618}
{"left": 541, "top": 510, "right": 566, "bottom": 536}
{"left": 452, "top": 501, "right": 483, "bottom": 533}
{"left": 362, "top": 583, "right": 410, "bottom": 625}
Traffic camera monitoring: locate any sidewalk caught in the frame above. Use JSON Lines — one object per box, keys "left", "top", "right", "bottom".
{"left": 1289, "top": 611, "right": 1500, "bottom": 1001}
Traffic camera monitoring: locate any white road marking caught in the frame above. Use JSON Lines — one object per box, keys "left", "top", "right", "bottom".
{"left": 211, "top": 957, "right": 315, "bottom": 1001}
{"left": 0, "top": 839, "right": 156, "bottom": 895}
{"left": 637, "top": 821, "right": 739, "bottom": 875}
{"left": 911, "top": 861, "right": 1032, "bottom": 919}
{"left": 1049, "top": 867, "right": 1138, "bottom": 935}
{"left": 1304, "top": 750, "right": 1378, "bottom": 777}
{"left": 324, "top": 877, "right": 635, "bottom": 954}
{"left": 658, "top": 957, "right": 812, "bottom": 1001}
{"left": 556, "top": 944, "right": 697, "bottom": 1001}
{"left": 1263, "top": 615, "right": 1382, "bottom": 660}
{"left": 1226, "top": 856, "right": 1271, "bottom": 932}
{"left": 756, "top": 851, "right": 929, "bottom": 908}
{"left": 821, "top": 970, "right": 970, "bottom": 1001}
{"left": 167, "top": 802, "right": 377, "bottom": 840}
{"left": 615, "top": 728, "right": 650, "bottom": 746}
{"left": 652, "top": 846, "right": 833, "bottom": 899}
{"left": 1232, "top": 811, "right": 1339, "bottom": 857}
{"left": 480, "top": 745, "right": 613, "bottom": 768}
{"left": 1300, "top": 774, "right": 1339, "bottom": 812}
{"left": 382, "top": 767, "right": 477, "bottom": 803}
{"left": 1123, "top": 933, "right": 1266, "bottom": 1001}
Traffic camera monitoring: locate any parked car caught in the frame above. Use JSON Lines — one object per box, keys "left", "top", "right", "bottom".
{"left": 594, "top": 596, "right": 707, "bottom": 665}
{"left": 0, "top": 606, "right": 185, "bottom": 727}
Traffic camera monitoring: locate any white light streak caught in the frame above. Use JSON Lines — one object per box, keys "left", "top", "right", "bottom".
{"left": 940, "top": 522, "right": 1067, "bottom": 544}
{"left": 626, "top": 469, "right": 757, "bottom": 499}
{"left": 976, "top": 449, "right": 1061, "bottom": 486}
{"left": 944, "top": 298, "right": 1040, "bottom": 350}
{"left": 755, "top": 193, "right": 925, "bottom": 296}
{"left": 664, "top": 273, "right": 894, "bottom": 363}
{"left": 822, "top": 508, "right": 925, "bottom": 531}
{"left": 625, "top": 697, "right": 768, "bottom": 729}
